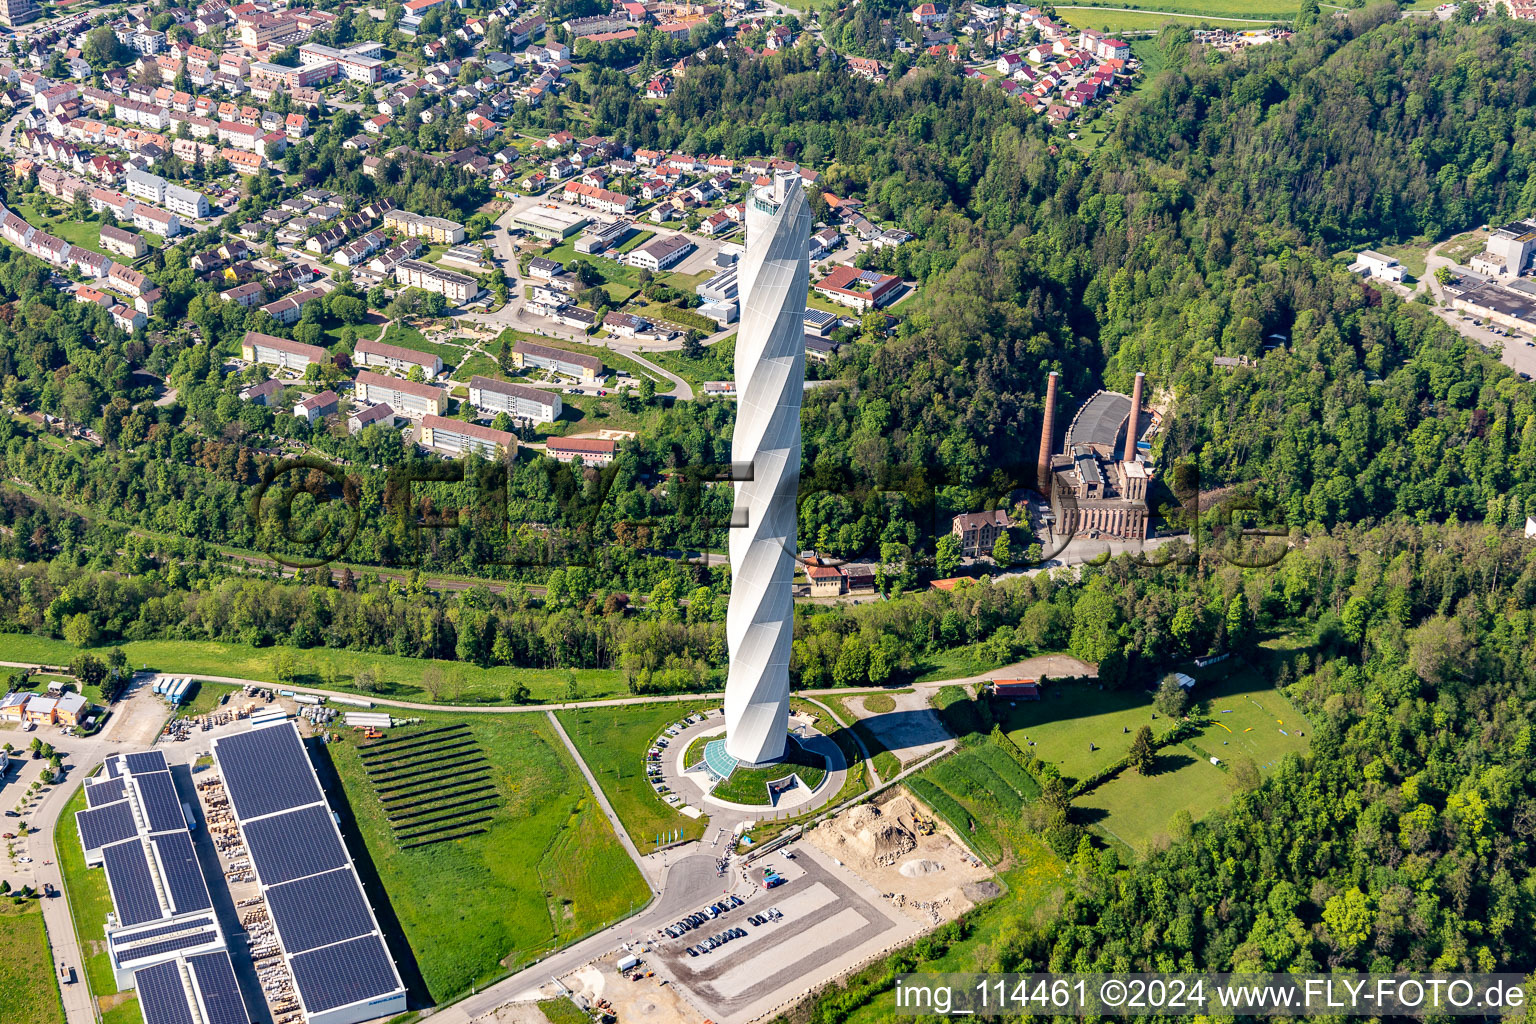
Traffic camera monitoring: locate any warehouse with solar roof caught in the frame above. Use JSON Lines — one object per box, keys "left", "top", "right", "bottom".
{"left": 209, "top": 721, "right": 407, "bottom": 1024}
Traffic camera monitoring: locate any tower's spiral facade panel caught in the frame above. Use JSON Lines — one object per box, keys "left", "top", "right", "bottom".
{"left": 724, "top": 174, "right": 811, "bottom": 766}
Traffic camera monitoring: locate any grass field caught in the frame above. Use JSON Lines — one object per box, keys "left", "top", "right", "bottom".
{"left": 327, "top": 713, "right": 649, "bottom": 1003}
{"left": 1056, "top": 0, "right": 1298, "bottom": 21}
{"left": 173, "top": 681, "right": 242, "bottom": 718}
{"left": 555, "top": 702, "right": 722, "bottom": 853}
{"left": 1057, "top": 7, "right": 1279, "bottom": 30}
{"left": 1073, "top": 750, "right": 1226, "bottom": 854}
{"left": 1002, "top": 653, "right": 1312, "bottom": 854}
{"left": 0, "top": 900, "right": 65, "bottom": 1024}
{"left": 0, "top": 635, "right": 630, "bottom": 705}
{"left": 995, "top": 680, "right": 1166, "bottom": 786}
{"left": 326, "top": 322, "right": 383, "bottom": 346}
{"left": 911, "top": 644, "right": 1012, "bottom": 683}
{"left": 537, "top": 998, "right": 589, "bottom": 1024}
{"left": 55, "top": 784, "right": 123, "bottom": 1007}
{"left": 647, "top": 341, "right": 735, "bottom": 389}
{"left": 1371, "top": 240, "right": 1429, "bottom": 281}
{"left": 1441, "top": 229, "right": 1490, "bottom": 267}
{"left": 449, "top": 352, "right": 498, "bottom": 382}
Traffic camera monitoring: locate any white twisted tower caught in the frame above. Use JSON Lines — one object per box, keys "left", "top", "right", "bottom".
{"left": 724, "top": 172, "right": 811, "bottom": 766}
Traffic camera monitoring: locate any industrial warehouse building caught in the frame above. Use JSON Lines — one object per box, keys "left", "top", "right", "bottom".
{"left": 510, "top": 339, "right": 603, "bottom": 382}
{"left": 511, "top": 204, "right": 589, "bottom": 242}
{"left": 242, "top": 331, "right": 329, "bottom": 372}
{"left": 353, "top": 370, "right": 447, "bottom": 420}
{"left": 352, "top": 338, "right": 444, "bottom": 377}
{"left": 420, "top": 413, "right": 516, "bottom": 458}
{"left": 74, "top": 751, "right": 228, "bottom": 988}
{"left": 467, "top": 375, "right": 562, "bottom": 423}
{"left": 209, "top": 723, "right": 407, "bottom": 1024}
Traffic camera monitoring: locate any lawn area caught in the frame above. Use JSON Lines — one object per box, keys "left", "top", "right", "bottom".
{"left": 613, "top": 229, "right": 655, "bottom": 255}
{"left": 1057, "top": 7, "right": 1279, "bottom": 30}
{"left": 1073, "top": 749, "right": 1228, "bottom": 855}
{"left": 537, "top": 998, "right": 590, "bottom": 1024}
{"left": 450, "top": 352, "right": 498, "bottom": 382}
{"left": 173, "top": 680, "right": 243, "bottom": 718}
{"left": 532, "top": 394, "right": 670, "bottom": 438}
{"left": 655, "top": 268, "right": 716, "bottom": 292}
{"left": 326, "top": 321, "right": 383, "bottom": 346}
{"left": 380, "top": 322, "right": 469, "bottom": 368}
{"left": 804, "top": 288, "right": 851, "bottom": 317}
{"left": 327, "top": 713, "right": 650, "bottom": 1003}
{"left": 555, "top": 702, "right": 722, "bottom": 853}
{"left": 1441, "top": 229, "right": 1490, "bottom": 267}
{"left": 1057, "top": 651, "right": 1311, "bottom": 855}
{"left": 1055, "top": 0, "right": 1297, "bottom": 21}
{"left": 55, "top": 783, "right": 121, "bottom": 1005}
{"left": 647, "top": 337, "right": 735, "bottom": 389}
{"left": 0, "top": 900, "right": 66, "bottom": 1024}
{"left": 629, "top": 301, "right": 720, "bottom": 334}
{"left": 911, "top": 644, "right": 1011, "bottom": 684}
{"left": 711, "top": 735, "right": 827, "bottom": 804}
{"left": 995, "top": 679, "right": 1166, "bottom": 787}
{"left": 0, "top": 635, "right": 630, "bottom": 705}
{"left": 1374, "top": 240, "right": 1430, "bottom": 281}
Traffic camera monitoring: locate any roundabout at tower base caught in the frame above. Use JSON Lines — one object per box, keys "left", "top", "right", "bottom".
{"left": 664, "top": 713, "right": 848, "bottom": 817}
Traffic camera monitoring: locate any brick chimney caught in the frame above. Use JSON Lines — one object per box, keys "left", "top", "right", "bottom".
{"left": 1037, "top": 371, "right": 1059, "bottom": 498}
{"left": 1123, "top": 371, "right": 1144, "bottom": 464}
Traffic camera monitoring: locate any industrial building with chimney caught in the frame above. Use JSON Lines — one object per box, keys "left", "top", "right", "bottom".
{"left": 1036, "top": 371, "right": 1157, "bottom": 540}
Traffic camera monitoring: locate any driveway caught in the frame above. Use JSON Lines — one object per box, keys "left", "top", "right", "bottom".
{"left": 1, "top": 676, "right": 173, "bottom": 1024}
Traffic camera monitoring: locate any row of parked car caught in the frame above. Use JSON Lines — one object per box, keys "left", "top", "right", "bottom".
{"left": 684, "top": 926, "right": 747, "bottom": 956}
{"left": 662, "top": 894, "right": 744, "bottom": 939}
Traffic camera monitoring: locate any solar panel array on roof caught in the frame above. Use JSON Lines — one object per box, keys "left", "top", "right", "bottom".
{"left": 119, "top": 930, "right": 220, "bottom": 964}
{"left": 105, "top": 756, "right": 123, "bottom": 778}
{"left": 78, "top": 800, "right": 139, "bottom": 852}
{"left": 86, "top": 776, "right": 127, "bottom": 808}
{"left": 186, "top": 952, "right": 251, "bottom": 1024}
{"left": 125, "top": 750, "right": 170, "bottom": 775}
{"left": 290, "top": 935, "right": 400, "bottom": 1014}
{"left": 266, "top": 869, "right": 374, "bottom": 954}
{"left": 242, "top": 804, "right": 347, "bottom": 886}
{"left": 214, "top": 725, "right": 323, "bottom": 820}
{"left": 101, "top": 839, "right": 162, "bottom": 927}
{"left": 151, "top": 832, "right": 211, "bottom": 916}
{"left": 110, "top": 918, "right": 211, "bottom": 949}
{"left": 135, "top": 960, "right": 195, "bottom": 1024}
{"left": 135, "top": 771, "right": 188, "bottom": 834}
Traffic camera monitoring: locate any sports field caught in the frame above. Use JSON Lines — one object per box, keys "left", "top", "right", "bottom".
{"left": 0, "top": 900, "right": 66, "bottom": 1024}
{"left": 326, "top": 713, "right": 649, "bottom": 1003}
{"left": 555, "top": 701, "right": 722, "bottom": 853}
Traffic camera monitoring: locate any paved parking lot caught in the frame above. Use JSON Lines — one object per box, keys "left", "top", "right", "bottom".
{"left": 650, "top": 843, "right": 920, "bottom": 1024}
